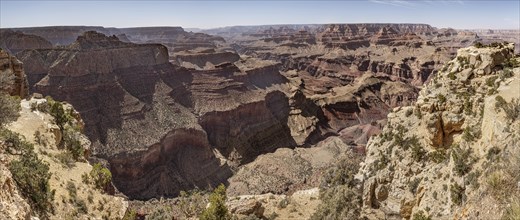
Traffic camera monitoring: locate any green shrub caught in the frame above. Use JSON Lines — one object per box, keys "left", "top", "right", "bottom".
{"left": 502, "top": 197, "right": 520, "bottom": 220}
{"left": 414, "top": 108, "right": 422, "bottom": 119}
{"left": 89, "top": 163, "right": 112, "bottom": 192}
{"left": 8, "top": 143, "right": 54, "bottom": 217}
{"left": 1, "top": 128, "right": 33, "bottom": 155}
{"left": 495, "top": 97, "right": 520, "bottom": 121}
{"left": 413, "top": 210, "right": 432, "bottom": 220}
{"left": 486, "top": 76, "right": 499, "bottom": 87}
{"left": 312, "top": 152, "right": 362, "bottom": 220}
{"left": 410, "top": 141, "right": 427, "bottom": 162}
{"left": 55, "top": 152, "right": 75, "bottom": 168}
{"left": 463, "top": 96, "right": 473, "bottom": 115}
{"left": 465, "top": 170, "right": 481, "bottom": 189}
{"left": 0, "top": 93, "right": 21, "bottom": 126}
{"left": 503, "top": 58, "right": 520, "bottom": 68}
{"left": 452, "top": 145, "right": 474, "bottom": 176}
{"left": 405, "top": 108, "right": 413, "bottom": 117}
{"left": 450, "top": 183, "right": 465, "bottom": 206}
{"left": 474, "top": 42, "right": 484, "bottom": 48}
{"left": 311, "top": 185, "right": 361, "bottom": 220}
{"left": 373, "top": 153, "right": 389, "bottom": 171}
{"left": 200, "top": 184, "right": 231, "bottom": 220}
{"left": 277, "top": 198, "right": 289, "bottom": 209}
{"left": 179, "top": 189, "right": 206, "bottom": 218}
{"left": 49, "top": 101, "right": 69, "bottom": 130}
{"left": 437, "top": 94, "right": 446, "bottom": 104}
{"left": 122, "top": 209, "right": 137, "bottom": 220}
{"left": 462, "top": 127, "right": 476, "bottom": 142}
{"left": 457, "top": 56, "right": 468, "bottom": 65}
{"left": 147, "top": 205, "right": 174, "bottom": 220}
{"left": 62, "top": 128, "right": 84, "bottom": 160}
{"left": 409, "top": 178, "right": 421, "bottom": 194}
{"left": 495, "top": 95, "right": 507, "bottom": 110}
{"left": 500, "top": 68, "right": 514, "bottom": 79}
{"left": 487, "top": 147, "right": 501, "bottom": 161}
{"left": 448, "top": 71, "right": 457, "bottom": 80}
{"left": 322, "top": 153, "right": 362, "bottom": 187}
{"left": 429, "top": 149, "right": 448, "bottom": 163}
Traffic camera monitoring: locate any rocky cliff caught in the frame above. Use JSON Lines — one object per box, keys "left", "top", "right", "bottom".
{"left": 1, "top": 97, "right": 127, "bottom": 219}
{"left": 0, "top": 49, "right": 29, "bottom": 98}
{"left": 17, "top": 31, "right": 308, "bottom": 200}
{"left": 0, "top": 30, "right": 53, "bottom": 54}
{"left": 11, "top": 24, "right": 519, "bottom": 212}
{"left": 359, "top": 43, "right": 520, "bottom": 219}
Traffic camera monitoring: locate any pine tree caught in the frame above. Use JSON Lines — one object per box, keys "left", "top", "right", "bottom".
{"left": 200, "top": 184, "right": 231, "bottom": 220}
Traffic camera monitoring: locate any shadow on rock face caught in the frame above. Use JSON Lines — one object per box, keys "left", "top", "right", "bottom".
{"left": 200, "top": 90, "right": 298, "bottom": 166}
{"left": 109, "top": 128, "right": 233, "bottom": 200}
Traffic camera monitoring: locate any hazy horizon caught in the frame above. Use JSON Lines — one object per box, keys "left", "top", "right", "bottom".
{"left": 1, "top": 0, "right": 519, "bottom": 30}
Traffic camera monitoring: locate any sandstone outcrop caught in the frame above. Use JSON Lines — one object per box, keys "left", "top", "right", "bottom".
{"left": 359, "top": 43, "right": 520, "bottom": 219}
{"left": 0, "top": 163, "right": 31, "bottom": 219}
{"left": 1, "top": 97, "right": 127, "bottom": 219}
{"left": 0, "top": 49, "right": 29, "bottom": 98}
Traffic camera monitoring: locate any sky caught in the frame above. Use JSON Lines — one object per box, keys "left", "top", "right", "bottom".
{"left": 0, "top": 0, "right": 519, "bottom": 29}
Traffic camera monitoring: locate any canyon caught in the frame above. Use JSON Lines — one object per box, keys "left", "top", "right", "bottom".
{"left": 1, "top": 23, "right": 519, "bottom": 219}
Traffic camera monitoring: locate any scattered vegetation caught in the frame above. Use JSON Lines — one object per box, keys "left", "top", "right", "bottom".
{"left": 312, "top": 153, "right": 362, "bottom": 220}
{"left": 462, "top": 127, "right": 475, "bottom": 142}
{"left": 311, "top": 185, "right": 362, "bottom": 220}
{"left": 500, "top": 68, "right": 514, "bottom": 80}
{"left": 464, "top": 170, "right": 481, "bottom": 190}
{"left": 178, "top": 189, "right": 207, "bottom": 218}
{"left": 503, "top": 197, "right": 520, "bottom": 220}
{"left": 457, "top": 56, "right": 469, "bottom": 65}
{"left": 428, "top": 149, "right": 448, "bottom": 163}
{"left": 495, "top": 96, "right": 520, "bottom": 122}
{"left": 2, "top": 130, "right": 54, "bottom": 218}
{"left": 66, "top": 181, "right": 88, "bottom": 215}
{"left": 487, "top": 147, "right": 501, "bottom": 161}
{"left": 408, "top": 178, "right": 421, "bottom": 194}
{"left": 437, "top": 94, "right": 446, "bottom": 104}
{"left": 122, "top": 209, "right": 137, "bottom": 220}
{"left": 448, "top": 71, "right": 457, "bottom": 80}
{"left": 277, "top": 198, "right": 289, "bottom": 209}
{"left": 413, "top": 210, "right": 432, "bottom": 220}
{"left": 414, "top": 108, "right": 422, "bottom": 119}
{"left": 61, "top": 128, "right": 84, "bottom": 160}
{"left": 450, "top": 183, "right": 465, "bottom": 206}
{"left": 322, "top": 153, "right": 363, "bottom": 187}
{"left": 410, "top": 139, "right": 427, "bottom": 162}
{"left": 405, "top": 108, "right": 413, "bottom": 117}
{"left": 147, "top": 205, "right": 174, "bottom": 220}
{"left": 486, "top": 76, "right": 498, "bottom": 87}
{"left": 200, "top": 184, "right": 231, "bottom": 220}
{"left": 85, "top": 163, "right": 113, "bottom": 192}
{"left": 55, "top": 152, "right": 76, "bottom": 168}
{"left": 503, "top": 57, "right": 520, "bottom": 68}
{"left": 473, "top": 42, "right": 484, "bottom": 48}
{"left": 0, "top": 93, "right": 20, "bottom": 126}
{"left": 451, "top": 145, "right": 475, "bottom": 176}
{"left": 32, "top": 97, "right": 86, "bottom": 160}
